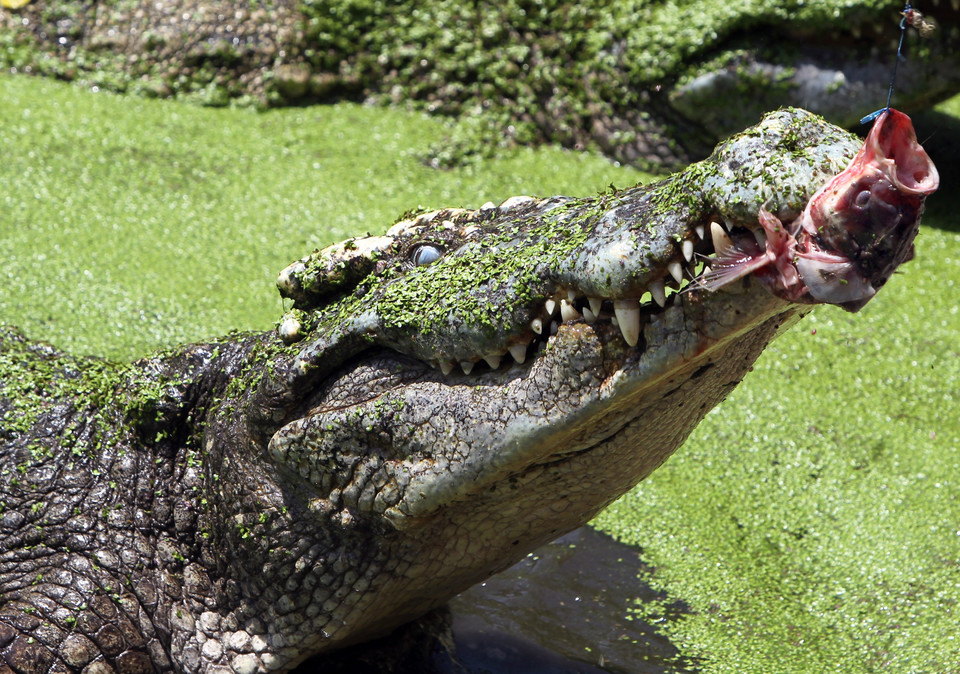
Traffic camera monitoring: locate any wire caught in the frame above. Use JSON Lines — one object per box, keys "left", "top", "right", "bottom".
{"left": 860, "top": 2, "right": 913, "bottom": 125}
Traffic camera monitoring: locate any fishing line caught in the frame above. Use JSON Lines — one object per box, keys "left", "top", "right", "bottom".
{"left": 859, "top": 2, "right": 934, "bottom": 125}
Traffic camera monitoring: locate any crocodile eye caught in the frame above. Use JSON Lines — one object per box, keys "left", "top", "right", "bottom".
{"left": 412, "top": 244, "right": 443, "bottom": 266}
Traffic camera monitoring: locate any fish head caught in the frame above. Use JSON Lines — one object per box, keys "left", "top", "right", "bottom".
{"left": 796, "top": 108, "right": 939, "bottom": 311}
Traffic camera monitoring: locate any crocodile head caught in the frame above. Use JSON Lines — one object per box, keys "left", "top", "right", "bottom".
{"left": 198, "top": 108, "right": 935, "bottom": 669}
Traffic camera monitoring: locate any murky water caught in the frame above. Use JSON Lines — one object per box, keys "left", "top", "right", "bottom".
{"left": 303, "top": 527, "right": 693, "bottom": 673}
{"left": 444, "top": 527, "right": 691, "bottom": 673}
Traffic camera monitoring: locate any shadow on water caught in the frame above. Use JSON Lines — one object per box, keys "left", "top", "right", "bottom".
{"left": 301, "top": 528, "right": 695, "bottom": 674}
{"left": 445, "top": 527, "right": 694, "bottom": 674}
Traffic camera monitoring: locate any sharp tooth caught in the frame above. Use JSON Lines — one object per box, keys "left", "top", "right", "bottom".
{"left": 588, "top": 297, "right": 602, "bottom": 316}
{"left": 509, "top": 344, "right": 527, "bottom": 364}
{"left": 531, "top": 317, "right": 543, "bottom": 334}
{"left": 484, "top": 354, "right": 502, "bottom": 369}
{"left": 710, "top": 221, "right": 733, "bottom": 255}
{"left": 753, "top": 228, "right": 767, "bottom": 249}
{"left": 567, "top": 290, "right": 576, "bottom": 302}
{"left": 439, "top": 360, "right": 454, "bottom": 375}
{"left": 460, "top": 361, "right": 475, "bottom": 374}
{"left": 694, "top": 224, "right": 705, "bottom": 240}
{"left": 560, "top": 298, "right": 580, "bottom": 322}
{"left": 649, "top": 279, "right": 666, "bottom": 307}
{"left": 582, "top": 306, "right": 597, "bottom": 323}
{"left": 545, "top": 298, "right": 557, "bottom": 316}
{"left": 613, "top": 299, "right": 641, "bottom": 347}
{"left": 667, "top": 260, "right": 684, "bottom": 284}
{"left": 682, "top": 239, "right": 695, "bottom": 262}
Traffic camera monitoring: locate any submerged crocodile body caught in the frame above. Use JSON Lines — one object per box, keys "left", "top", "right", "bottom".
{"left": 2, "top": 0, "right": 959, "bottom": 168}
{"left": 0, "top": 108, "right": 938, "bottom": 673}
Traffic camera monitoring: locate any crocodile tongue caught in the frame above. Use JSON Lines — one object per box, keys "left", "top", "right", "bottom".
{"left": 794, "top": 108, "right": 939, "bottom": 311}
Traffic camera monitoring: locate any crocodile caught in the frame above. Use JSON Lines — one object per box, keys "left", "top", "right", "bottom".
{"left": 2, "top": 0, "right": 959, "bottom": 169}
{"left": 0, "top": 107, "right": 938, "bottom": 673}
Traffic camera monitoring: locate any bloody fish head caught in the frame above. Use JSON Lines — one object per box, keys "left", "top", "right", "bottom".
{"left": 795, "top": 108, "right": 939, "bottom": 311}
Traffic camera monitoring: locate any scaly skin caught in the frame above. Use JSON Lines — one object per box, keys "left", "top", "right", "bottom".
{"left": 1, "top": 0, "right": 959, "bottom": 168}
{"left": 0, "top": 109, "right": 933, "bottom": 673}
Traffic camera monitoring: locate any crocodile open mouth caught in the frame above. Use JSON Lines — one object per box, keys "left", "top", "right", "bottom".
{"left": 429, "top": 217, "right": 761, "bottom": 376}
{"left": 269, "top": 106, "right": 937, "bottom": 429}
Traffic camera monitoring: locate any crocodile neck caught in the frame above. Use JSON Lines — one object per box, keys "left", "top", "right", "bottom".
{"left": 0, "top": 330, "right": 261, "bottom": 670}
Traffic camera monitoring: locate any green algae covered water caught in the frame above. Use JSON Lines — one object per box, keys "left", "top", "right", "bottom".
{"left": 2, "top": 74, "right": 958, "bottom": 672}
{"left": 594, "top": 105, "right": 960, "bottom": 673}
{"left": 0, "top": 74, "right": 648, "bottom": 361}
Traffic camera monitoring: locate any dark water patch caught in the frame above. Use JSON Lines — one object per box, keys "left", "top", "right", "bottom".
{"left": 446, "top": 527, "right": 692, "bottom": 673}
{"left": 301, "top": 527, "right": 693, "bottom": 673}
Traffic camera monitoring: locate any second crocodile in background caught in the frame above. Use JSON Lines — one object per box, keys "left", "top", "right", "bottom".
{"left": 0, "top": 108, "right": 938, "bottom": 673}
{"left": 2, "top": 0, "right": 959, "bottom": 169}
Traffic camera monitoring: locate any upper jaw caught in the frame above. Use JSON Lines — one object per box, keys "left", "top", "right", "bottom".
{"left": 420, "top": 213, "right": 776, "bottom": 377}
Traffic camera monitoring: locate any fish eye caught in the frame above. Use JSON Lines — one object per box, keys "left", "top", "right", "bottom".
{"left": 411, "top": 244, "right": 443, "bottom": 266}
{"left": 854, "top": 189, "right": 871, "bottom": 209}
